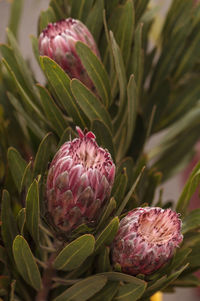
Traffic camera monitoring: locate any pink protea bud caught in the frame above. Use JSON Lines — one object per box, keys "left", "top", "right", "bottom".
{"left": 46, "top": 127, "right": 115, "bottom": 235}
{"left": 39, "top": 18, "right": 100, "bottom": 91}
{"left": 111, "top": 207, "right": 183, "bottom": 275}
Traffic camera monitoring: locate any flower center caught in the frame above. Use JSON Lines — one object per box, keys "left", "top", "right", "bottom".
{"left": 138, "top": 209, "right": 175, "bottom": 244}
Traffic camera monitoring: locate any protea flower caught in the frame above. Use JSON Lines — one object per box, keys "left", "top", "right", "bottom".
{"left": 111, "top": 207, "right": 183, "bottom": 275}
{"left": 39, "top": 18, "right": 100, "bottom": 91}
{"left": 46, "top": 127, "right": 115, "bottom": 235}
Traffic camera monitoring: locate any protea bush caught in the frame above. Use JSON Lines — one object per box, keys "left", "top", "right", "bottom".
{"left": 0, "top": 0, "right": 200, "bottom": 300}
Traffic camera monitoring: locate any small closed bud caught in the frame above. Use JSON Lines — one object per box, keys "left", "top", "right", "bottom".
{"left": 111, "top": 207, "right": 183, "bottom": 275}
{"left": 46, "top": 127, "right": 115, "bottom": 235}
{"left": 39, "top": 18, "right": 100, "bottom": 92}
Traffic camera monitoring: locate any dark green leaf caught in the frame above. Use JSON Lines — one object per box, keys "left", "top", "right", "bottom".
{"left": 30, "top": 35, "right": 40, "bottom": 64}
{"left": 95, "top": 217, "right": 119, "bottom": 253}
{"left": 1, "top": 190, "right": 18, "bottom": 261}
{"left": 90, "top": 281, "right": 119, "bottom": 301}
{"left": 37, "top": 84, "right": 68, "bottom": 136}
{"left": 71, "top": 79, "right": 113, "bottom": 132}
{"left": 114, "top": 281, "right": 146, "bottom": 301}
{"left": 71, "top": 0, "right": 94, "bottom": 22}
{"left": 17, "top": 208, "right": 26, "bottom": 235}
{"left": 86, "top": 0, "right": 104, "bottom": 42}
{"left": 111, "top": 170, "right": 128, "bottom": 208}
{"left": 40, "top": 56, "right": 87, "bottom": 128}
{"left": 53, "top": 275, "right": 107, "bottom": 301}
{"left": 54, "top": 234, "right": 95, "bottom": 271}
{"left": 92, "top": 119, "right": 115, "bottom": 160}
{"left": 13, "top": 235, "right": 42, "bottom": 291}
{"left": 96, "top": 247, "right": 111, "bottom": 273}
{"left": 97, "top": 197, "right": 117, "bottom": 232}
{"left": 182, "top": 209, "right": 200, "bottom": 234}
{"left": 38, "top": 6, "right": 56, "bottom": 33}
{"left": 58, "top": 126, "right": 77, "bottom": 149}
{"left": 20, "top": 161, "right": 33, "bottom": 194}
{"left": 26, "top": 180, "right": 40, "bottom": 243}
{"left": 8, "top": 0, "right": 24, "bottom": 39}
{"left": 76, "top": 41, "right": 111, "bottom": 108}
{"left": 33, "top": 132, "right": 55, "bottom": 177}
{"left": 7, "top": 147, "right": 27, "bottom": 192}
{"left": 101, "top": 272, "right": 146, "bottom": 285}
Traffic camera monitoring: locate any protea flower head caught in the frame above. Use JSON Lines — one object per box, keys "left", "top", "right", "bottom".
{"left": 46, "top": 127, "right": 115, "bottom": 235}
{"left": 39, "top": 18, "right": 100, "bottom": 91}
{"left": 111, "top": 207, "right": 183, "bottom": 275}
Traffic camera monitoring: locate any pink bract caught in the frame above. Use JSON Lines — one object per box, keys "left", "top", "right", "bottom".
{"left": 46, "top": 127, "right": 115, "bottom": 234}
{"left": 112, "top": 207, "right": 183, "bottom": 275}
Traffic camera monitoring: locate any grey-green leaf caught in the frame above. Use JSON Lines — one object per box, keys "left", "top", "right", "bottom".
{"left": 26, "top": 180, "right": 40, "bottom": 243}
{"left": 182, "top": 209, "right": 200, "bottom": 234}
{"left": 114, "top": 281, "right": 146, "bottom": 301}
{"left": 54, "top": 234, "right": 95, "bottom": 271}
{"left": 53, "top": 275, "right": 107, "bottom": 301}
{"left": 76, "top": 41, "right": 111, "bottom": 108}
{"left": 13, "top": 235, "right": 42, "bottom": 291}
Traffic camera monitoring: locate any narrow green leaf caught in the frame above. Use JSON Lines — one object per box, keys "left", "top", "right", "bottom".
{"left": 76, "top": 41, "right": 111, "bottom": 108}
{"left": 1, "top": 190, "right": 18, "bottom": 260}
{"left": 13, "top": 235, "right": 42, "bottom": 291}
{"left": 71, "top": 0, "right": 94, "bottom": 22}
{"left": 8, "top": 0, "right": 24, "bottom": 39}
{"left": 38, "top": 7, "right": 56, "bottom": 33}
{"left": 49, "top": 0, "right": 67, "bottom": 19}
{"left": 40, "top": 56, "right": 87, "bottom": 128}
{"left": 58, "top": 126, "right": 77, "bottom": 149}
{"left": 110, "top": 31, "right": 127, "bottom": 113}
{"left": 114, "top": 281, "right": 146, "bottom": 301}
{"left": 92, "top": 119, "right": 115, "bottom": 160}
{"left": 100, "top": 272, "right": 146, "bottom": 286}
{"left": 116, "top": 167, "right": 145, "bottom": 216}
{"left": 176, "top": 160, "right": 200, "bottom": 215}
{"left": 26, "top": 180, "right": 40, "bottom": 243}
{"left": 20, "top": 161, "right": 33, "bottom": 194}
{"left": 37, "top": 84, "right": 68, "bottom": 136}
{"left": 33, "top": 132, "right": 55, "bottom": 177}
{"left": 182, "top": 209, "right": 200, "bottom": 234}
{"left": 131, "top": 23, "right": 143, "bottom": 93}
{"left": 86, "top": 0, "right": 104, "bottom": 42}
{"left": 90, "top": 281, "right": 119, "bottom": 301}
{"left": 97, "top": 197, "right": 117, "bottom": 231}
{"left": 53, "top": 275, "right": 107, "bottom": 301}
{"left": 95, "top": 217, "right": 119, "bottom": 253}
{"left": 17, "top": 208, "right": 26, "bottom": 235}
{"left": 96, "top": 247, "right": 111, "bottom": 273}
{"left": 71, "top": 79, "right": 113, "bottom": 132}
{"left": 7, "top": 147, "right": 27, "bottom": 192}
{"left": 111, "top": 169, "right": 128, "bottom": 208}
{"left": 30, "top": 35, "right": 40, "bottom": 64}
{"left": 54, "top": 234, "right": 95, "bottom": 271}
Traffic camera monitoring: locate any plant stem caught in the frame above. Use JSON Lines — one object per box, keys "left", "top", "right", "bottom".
{"left": 35, "top": 253, "right": 55, "bottom": 301}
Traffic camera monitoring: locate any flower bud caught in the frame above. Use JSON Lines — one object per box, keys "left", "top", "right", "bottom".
{"left": 111, "top": 207, "right": 183, "bottom": 275}
{"left": 39, "top": 18, "right": 100, "bottom": 92}
{"left": 46, "top": 127, "right": 115, "bottom": 235}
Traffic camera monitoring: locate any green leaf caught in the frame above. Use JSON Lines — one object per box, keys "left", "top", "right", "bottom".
{"left": 33, "top": 132, "right": 55, "bottom": 177}
{"left": 20, "top": 161, "right": 33, "bottom": 194}
{"left": 58, "top": 126, "right": 77, "bottom": 149}
{"left": 71, "top": 79, "right": 113, "bottom": 132}
{"left": 53, "top": 275, "right": 107, "bottom": 301}
{"left": 110, "top": 31, "right": 127, "bottom": 114}
{"left": 49, "top": 0, "right": 67, "bottom": 19}
{"left": 13, "top": 235, "right": 42, "bottom": 291}
{"left": 95, "top": 217, "right": 119, "bottom": 253}
{"left": 112, "top": 171, "right": 128, "bottom": 207}
{"left": 116, "top": 167, "right": 145, "bottom": 216}
{"left": 7, "top": 147, "right": 27, "bottom": 192}
{"left": 114, "top": 281, "right": 146, "bottom": 301}
{"left": 71, "top": 0, "right": 94, "bottom": 22}
{"left": 30, "top": 35, "right": 40, "bottom": 64}
{"left": 26, "top": 180, "right": 40, "bottom": 243}
{"left": 1, "top": 190, "right": 18, "bottom": 261}
{"left": 182, "top": 209, "right": 200, "bottom": 234}
{"left": 54, "top": 234, "right": 95, "bottom": 271}
{"left": 40, "top": 56, "right": 87, "bottom": 128}
{"left": 8, "top": 0, "right": 24, "bottom": 39}
{"left": 97, "top": 197, "right": 117, "bottom": 232}
{"left": 37, "top": 84, "right": 68, "bottom": 136}
{"left": 86, "top": 0, "right": 104, "bottom": 42}
{"left": 100, "top": 272, "right": 146, "bottom": 286}
{"left": 131, "top": 23, "right": 143, "bottom": 93}
{"left": 76, "top": 41, "right": 111, "bottom": 108}
{"left": 92, "top": 119, "right": 115, "bottom": 160}
{"left": 90, "top": 281, "right": 119, "bottom": 301}
{"left": 176, "top": 160, "right": 200, "bottom": 215}
{"left": 96, "top": 247, "right": 111, "bottom": 273}
{"left": 17, "top": 208, "right": 26, "bottom": 235}
{"left": 38, "top": 6, "right": 56, "bottom": 33}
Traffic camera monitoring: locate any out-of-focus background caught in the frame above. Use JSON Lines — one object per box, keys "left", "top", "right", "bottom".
{"left": 0, "top": 0, "right": 199, "bottom": 300}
